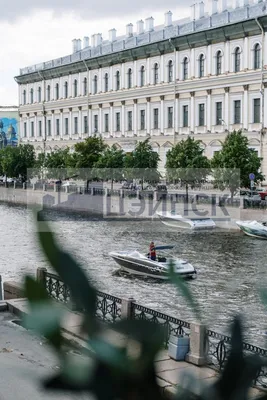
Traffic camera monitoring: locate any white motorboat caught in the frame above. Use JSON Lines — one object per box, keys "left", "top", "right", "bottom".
{"left": 156, "top": 210, "right": 216, "bottom": 230}
{"left": 109, "top": 245, "right": 197, "bottom": 280}
{"left": 236, "top": 220, "right": 267, "bottom": 239}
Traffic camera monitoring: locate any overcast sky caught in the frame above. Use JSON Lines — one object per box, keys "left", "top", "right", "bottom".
{"left": 1, "top": 2, "right": 189, "bottom": 106}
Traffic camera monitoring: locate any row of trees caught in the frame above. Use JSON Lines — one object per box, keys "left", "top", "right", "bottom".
{"left": 0, "top": 130, "right": 263, "bottom": 198}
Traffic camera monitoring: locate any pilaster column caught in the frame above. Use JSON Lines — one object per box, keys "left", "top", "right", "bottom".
{"left": 109, "top": 103, "right": 114, "bottom": 135}
{"left": 224, "top": 87, "right": 229, "bottom": 130}
{"left": 60, "top": 109, "right": 63, "bottom": 139}
{"left": 79, "top": 106, "right": 82, "bottom": 136}
{"left": 51, "top": 111, "right": 55, "bottom": 138}
{"left": 121, "top": 101, "right": 125, "bottom": 135}
{"left": 43, "top": 114, "right": 46, "bottom": 139}
{"left": 264, "top": 83, "right": 267, "bottom": 128}
{"left": 146, "top": 57, "right": 150, "bottom": 85}
{"left": 225, "top": 41, "right": 230, "bottom": 73}
{"left": 207, "top": 45, "right": 211, "bottom": 75}
{"left": 69, "top": 108, "right": 72, "bottom": 137}
{"left": 99, "top": 104, "right": 102, "bottom": 134}
{"left": 27, "top": 115, "right": 30, "bottom": 138}
{"left": 175, "top": 94, "right": 179, "bottom": 134}
{"left": 121, "top": 63, "right": 125, "bottom": 89}
{"left": 109, "top": 65, "right": 113, "bottom": 90}
{"left": 207, "top": 89, "right": 211, "bottom": 131}
{"left": 244, "top": 36, "right": 249, "bottom": 70}
{"left": 99, "top": 68, "right": 102, "bottom": 93}
{"left": 146, "top": 97, "right": 151, "bottom": 134}
{"left": 190, "top": 92, "right": 195, "bottom": 132}
{"left": 160, "top": 54, "right": 164, "bottom": 82}
{"left": 190, "top": 48, "right": 195, "bottom": 77}
{"left": 160, "top": 95, "right": 164, "bottom": 133}
{"left": 243, "top": 85, "right": 248, "bottom": 130}
{"left": 34, "top": 113, "right": 37, "bottom": 138}
{"left": 133, "top": 99, "right": 137, "bottom": 136}
{"left": 88, "top": 106, "right": 92, "bottom": 136}
{"left": 68, "top": 74, "right": 71, "bottom": 97}
{"left": 134, "top": 60, "right": 137, "bottom": 87}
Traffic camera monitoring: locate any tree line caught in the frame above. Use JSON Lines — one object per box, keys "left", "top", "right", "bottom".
{"left": 0, "top": 130, "right": 263, "bottom": 198}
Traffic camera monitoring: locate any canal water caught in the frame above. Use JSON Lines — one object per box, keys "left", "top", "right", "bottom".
{"left": 1, "top": 203, "right": 267, "bottom": 347}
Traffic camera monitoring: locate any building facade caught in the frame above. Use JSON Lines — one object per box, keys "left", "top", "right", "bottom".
{"left": 15, "top": 0, "right": 267, "bottom": 178}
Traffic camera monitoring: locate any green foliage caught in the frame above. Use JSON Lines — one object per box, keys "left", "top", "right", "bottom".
{"left": 124, "top": 139, "right": 160, "bottom": 188}
{"left": 166, "top": 137, "right": 210, "bottom": 201}
{"left": 95, "top": 145, "right": 125, "bottom": 189}
{"left": 0, "top": 144, "right": 36, "bottom": 181}
{"left": 211, "top": 130, "right": 264, "bottom": 197}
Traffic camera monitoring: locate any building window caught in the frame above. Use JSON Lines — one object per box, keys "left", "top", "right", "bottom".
{"left": 183, "top": 57, "right": 188, "bottom": 80}
{"left": 154, "top": 63, "right": 159, "bottom": 84}
{"left": 31, "top": 121, "right": 34, "bottom": 137}
{"left": 128, "top": 111, "right": 133, "bottom": 131}
{"left": 168, "top": 60, "right": 173, "bottom": 83}
{"left": 38, "top": 87, "right": 42, "bottom": 102}
{"left": 104, "top": 114, "right": 109, "bottom": 133}
{"left": 234, "top": 47, "right": 241, "bottom": 73}
{"left": 38, "top": 121, "right": 42, "bottom": 136}
{"left": 55, "top": 83, "right": 59, "bottom": 100}
{"left": 140, "top": 110, "right": 145, "bottom": 130}
{"left": 127, "top": 68, "right": 132, "bottom": 89}
{"left": 47, "top": 120, "right": 51, "bottom": 136}
{"left": 47, "top": 85, "right": 51, "bottom": 102}
{"left": 65, "top": 118, "right": 69, "bottom": 135}
{"left": 94, "top": 115, "right": 98, "bottom": 132}
{"left": 254, "top": 44, "right": 261, "bottom": 70}
{"left": 116, "top": 112, "right": 121, "bottom": 131}
{"left": 216, "top": 51, "right": 222, "bottom": 75}
{"left": 30, "top": 88, "right": 34, "bottom": 104}
{"left": 74, "top": 79, "right": 78, "bottom": 97}
{"left": 140, "top": 66, "right": 145, "bottom": 87}
{"left": 153, "top": 108, "right": 159, "bottom": 129}
{"left": 23, "top": 90, "right": 26, "bottom": 105}
{"left": 74, "top": 117, "right": 78, "bottom": 134}
{"left": 84, "top": 116, "right": 88, "bottom": 133}
{"left": 104, "top": 73, "right": 109, "bottom": 92}
{"left": 24, "top": 122, "right": 27, "bottom": 137}
{"left": 216, "top": 102, "right": 222, "bottom": 125}
{"left": 64, "top": 81, "right": 68, "bottom": 98}
{"left": 183, "top": 105, "right": 188, "bottom": 127}
{"left": 199, "top": 54, "right": 204, "bottom": 78}
{"left": 93, "top": 75, "right": 98, "bottom": 94}
{"left": 56, "top": 119, "right": 60, "bottom": 135}
{"left": 199, "top": 104, "right": 205, "bottom": 126}
{"left": 167, "top": 107, "right": 173, "bottom": 128}
{"left": 234, "top": 100, "right": 241, "bottom": 124}
{"left": 83, "top": 78, "right": 87, "bottom": 96}
{"left": 116, "top": 71, "right": 120, "bottom": 90}
{"left": 253, "top": 98, "right": 260, "bottom": 123}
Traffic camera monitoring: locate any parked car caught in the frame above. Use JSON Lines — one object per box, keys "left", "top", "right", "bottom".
{"left": 256, "top": 188, "right": 267, "bottom": 201}
{"left": 62, "top": 181, "right": 77, "bottom": 188}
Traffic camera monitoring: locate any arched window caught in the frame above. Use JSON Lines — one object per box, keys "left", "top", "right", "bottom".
{"left": 38, "top": 87, "right": 41, "bottom": 102}
{"left": 64, "top": 81, "right": 68, "bottom": 98}
{"left": 154, "top": 63, "right": 159, "bottom": 84}
{"left": 104, "top": 73, "right": 109, "bottom": 92}
{"left": 47, "top": 85, "right": 51, "bottom": 101}
{"left": 116, "top": 71, "right": 120, "bottom": 90}
{"left": 254, "top": 43, "right": 261, "bottom": 69}
{"left": 30, "top": 88, "right": 34, "bottom": 104}
{"left": 216, "top": 51, "right": 222, "bottom": 75}
{"left": 83, "top": 78, "right": 87, "bottom": 96}
{"left": 168, "top": 60, "right": 173, "bottom": 82}
{"left": 199, "top": 54, "right": 204, "bottom": 78}
{"left": 55, "top": 83, "right": 59, "bottom": 100}
{"left": 23, "top": 90, "right": 26, "bottom": 105}
{"left": 183, "top": 57, "right": 189, "bottom": 80}
{"left": 74, "top": 79, "right": 78, "bottom": 97}
{"left": 234, "top": 47, "right": 241, "bottom": 73}
{"left": 140, "top": 66, "right": 145, "bottom": 87}
{"left": 93, "top": 75, "right": 98, "bottom": 94}
{"left": 127, "top": 68, "right": 132, "bottom": 89}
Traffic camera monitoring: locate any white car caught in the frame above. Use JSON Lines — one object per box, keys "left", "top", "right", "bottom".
{"left": 62, "top": 181, "right": 77, "bottom": 187}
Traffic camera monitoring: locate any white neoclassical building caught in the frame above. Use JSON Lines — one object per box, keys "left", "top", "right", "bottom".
{"left": 15, "top": 0, "right": 267, "bottom": 178}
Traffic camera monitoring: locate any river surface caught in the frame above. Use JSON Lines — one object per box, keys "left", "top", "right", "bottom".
{"left": 1, "top": 203, "right": 267, "bottom": 347}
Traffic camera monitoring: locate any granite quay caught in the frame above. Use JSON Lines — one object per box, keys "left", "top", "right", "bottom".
{"left": 3, "top": 267, "right": 267, "bottom": 394}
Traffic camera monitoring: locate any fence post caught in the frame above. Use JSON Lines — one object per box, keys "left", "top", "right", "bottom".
{"left": 185, "top": 322, "right": 206, "bottom": 366}
{"left": 36, "top": 267, "right": 47, "bottom": 285}
{"left": 121, "top": 297, "right": 135, "bottom": 319}
{"left": 0, "top": 275, "right": 2, "bottom": 300}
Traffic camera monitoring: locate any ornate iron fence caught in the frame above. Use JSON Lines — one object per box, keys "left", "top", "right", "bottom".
{"left": 131, "top": 302, "right": 190, "bottom": 347}
{"left": 44, "top": 272, "right": 70, "bottom": 303}
{"left": 96, "top": 291, "right": 122, "bottom": 323}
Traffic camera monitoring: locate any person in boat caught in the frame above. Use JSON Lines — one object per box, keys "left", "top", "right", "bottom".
{"left": 149, "top": 241, "right": 156, "bottom": 261}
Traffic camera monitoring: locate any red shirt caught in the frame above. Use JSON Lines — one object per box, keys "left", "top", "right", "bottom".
{"left": 150, "top": 243, "right": 156, "bottom": 257}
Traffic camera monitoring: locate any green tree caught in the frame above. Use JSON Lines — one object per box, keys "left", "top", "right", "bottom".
{"left": 124, "top": 138, "right": 160, "bottom": 189}
{"left": 166, "top": 137, "right": 210, "bottom": 203}
{"left": 70, "top": 136, "right": 106, "bottom": 188}
{"left": 0, "top": 144, "right": 36, "bottom": 183}
{"left": 45, "top": 148, "right": 72, "bottom": 180}
{"left": 211, "top": 130, "right": 264, "bottom": 200}
{"left": 95, "top": 145, "right": 125, "bottom": 190}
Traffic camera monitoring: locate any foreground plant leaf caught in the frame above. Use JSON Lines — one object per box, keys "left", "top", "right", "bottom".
{"left": 24, "top": 275, "right": 49, "bottom": 304}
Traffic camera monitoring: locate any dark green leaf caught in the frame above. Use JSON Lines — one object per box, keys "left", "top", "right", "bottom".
{"left": 89, "top": 339, "right": 130, "bottom": 370}
{"left": 24, "top": 275, "right": 49, "bottom": 305}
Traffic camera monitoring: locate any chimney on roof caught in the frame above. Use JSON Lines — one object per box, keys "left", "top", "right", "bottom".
{"left": 72, "top": 39, "right": 78, "bottom": 53}
{"left": 190, "top": 4, "right": 196, "bottom": 20}
{"left": 145, "top": 17, "right": 154, "bottom": 32}
{"left": 91, "top": 34, "right": 95, "bottom": 47}
{"left": 109, "top": 28, "right": 117, "bottom": 42}
{"left": 83, "top": 36, "right": 89, "bottom": 48}
{"left": 95, "top": 33, "right": 102, "bottom": 46}
{"left": 126, "top": 23, "right": 133, "bottom": 37}
{"left": 218, "top": 0, "right": 227, "bottom": 12}
{"left": 195, "top": 2, "right": 205, "bottom": 18}
{"left": 77, "top": 39, "right": 82, "bottom": 51}
{"left": 164, "top": 11, "right": 173, "bottom": 26}
{"left": 137, "top": 19, "right": 144, "bottom": 34}
{"left": 207, "top": 0, "right": 218, "bottom": 16}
